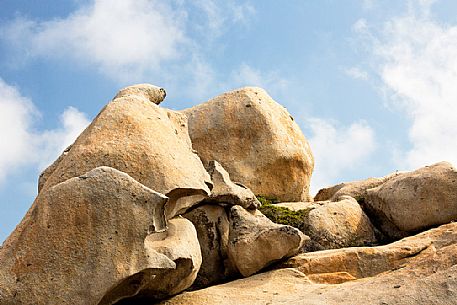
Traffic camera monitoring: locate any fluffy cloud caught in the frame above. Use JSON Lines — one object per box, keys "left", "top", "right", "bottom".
{"left": 0, "top": 78, "right": 89, "bottom": 185}
{"left": 368, "top": 1, "right": 457, "bottom": 169}
{"left": 2, "top": 0, "right": 185, "bottom": 79}
{"left": 0, "top": 79, "right": 37, "bottom": 183}
{"left": 307, "top": 118, "right": 376, "bottom": 194}
{"left": 1, "top": 0, "right": 255, "bottom": 82}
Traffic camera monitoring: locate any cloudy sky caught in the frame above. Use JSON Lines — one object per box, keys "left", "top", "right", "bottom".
{"left": 1, "top": 0, "right": 457, "bottom": 242}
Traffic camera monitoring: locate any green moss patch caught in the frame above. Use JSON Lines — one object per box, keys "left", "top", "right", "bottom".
{"left": 257, "top": 196, "right": 310, "bottom": 230}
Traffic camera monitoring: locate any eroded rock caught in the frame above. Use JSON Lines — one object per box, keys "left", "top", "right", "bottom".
{"left": 184, "top": 87, "right": 314, "bottom": 202}
{"left": 39, "top": 84, "right": 211, "bottom": 199}
{"left": 0, "top": 167, "right": 178, "bottom": 305}
{"left": 183, "top": 205, "right": 236, "bottom": 288}
{"left": 227, "top": 206, "right": 308, "bottom": 277}
{"left": 114, "top": 83, "right": 166, "bottom": 105}
{"left": 206, "top": 160, "right": 260, "bottom": 210}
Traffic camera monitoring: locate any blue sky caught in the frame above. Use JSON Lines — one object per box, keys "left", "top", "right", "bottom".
{"left": 1, "top": 0, "right": 457, "bottom": 242}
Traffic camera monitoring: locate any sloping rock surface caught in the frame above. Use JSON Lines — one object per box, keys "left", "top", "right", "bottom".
{"left": 159, "top": 222, "right": 457, "bottom": 305}
{"left": 184, "top": 87, "right": 314, "bottom": 202}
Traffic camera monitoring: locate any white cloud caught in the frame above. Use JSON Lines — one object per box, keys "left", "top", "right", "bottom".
{"left": 37, "top": 107, "right": 90, "bottom": 170}
{"left": 369, "top": 2, "right": 457, "bottom": 169}
{"left": 307, "top": 118, "right": 376, "bottom": 194}
{"left": 0, "top": 78, "right": 90, "bottom": 185}
{"left": 2, "top": 0, "right": 186, "bottom": 79}
{"left": 345, "top": 67, "right": 369, "bottom": 80}
{"left": 0, "top": 79, "right": 37, "bottom": 183}
{"left": 1, "top": 0, "right": 255, "bottom": 83}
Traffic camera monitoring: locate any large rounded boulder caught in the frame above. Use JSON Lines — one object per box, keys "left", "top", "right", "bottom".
{"left": 38, "top": 84, "right": 211, "bottom": 197}
{"left": 183, "top": 87, "right": 314, "bottom": 202}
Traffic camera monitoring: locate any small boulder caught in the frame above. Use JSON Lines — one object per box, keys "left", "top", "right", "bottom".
{"left": 365, "top": 161, "right": 457, "bottom": 238}
{"left": 183, "top": 87, "right": 314, "bottom": 202}
{"left": 314, "top": 177, "right": 386, "bottom": 202}
{"left": 206, "top": 160, "right": 260, "bottom": 209}
{"left": 227, "top": 206, "right": 308, "bottom": 277}
{"left": 275, "top": 196, "right": 378, "bottom": 251}
{"left": 114, "top": 83, "right": 166, "bottom": 105}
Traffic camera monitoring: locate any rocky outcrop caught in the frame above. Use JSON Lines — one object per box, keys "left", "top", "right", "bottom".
{"left": 206, "top": 160, "right": 260, "bottom": 210}
{"left": 159, "top": 222, "right": 457, "bottom": 305}
{"left": 314, "top": 177, "right": 386, "bottom": 202}
{"left": 0, "top": 167, "right": 201, "bottom": 305}
{"left": 184, "top": 87, "right": 314, "bottom": 202}
{"left": 365, "top": 162, "right": 457, "bottom": 238}
{"left": 272, "top": 196, "right": 377, "bottom": 251}
{"left": 227, "top": 206, "right": 308, "bottom": 277}
{"left": 183, "top": 205, "right": 236, "bottom": 288}
{"left": 38, "top": 84, "right": 211, "bottom": 199}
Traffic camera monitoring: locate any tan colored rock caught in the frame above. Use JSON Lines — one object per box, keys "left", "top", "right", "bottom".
{"left": 183, "top": 205, "right": 236, "bottom": 288}
{"left": 39, "top": 84, "right": 211, "bottom": 213}
{"left": 184, "top": 87, "right": 314, "bottom": 202}
{"left": 314, "top": 177, "right": 385, "bottom": 202}
{"left": 0, "top": 167, "right": 202, "bottom": 305}
{"left": 206, "top": 160, "right": 260, "bottom": 210}
{"left": 275, "top": 196, "right": 377, "bottom": 251}
{"left": 159, "top": 223, "right": 457, "bottom": 305}
{"left": 365, "top": 161, "right": 457, "bottom": 237}
{"left": 228, "top": 205, "right": 308, "bottom": 277}
{"left": 38, "top": 144, "right": 72, "bottom": 193}
{"left": 114, "top": 83, "right": 166, "bottom": 105}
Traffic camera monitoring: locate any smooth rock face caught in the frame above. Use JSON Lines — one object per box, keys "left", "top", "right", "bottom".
{"left": 206, "top": 160, "right": 260, "bottom": 210}
{"left": 0, "top": 167, "right": 198, "bottom": 305}
{"left": 275, "top": 196, "right": 377, "bottom": 251}
{"left": 365, "top": 162, "right": 457, "bottom": 237}
{"left": 114, "top": 83, "right": 166, "bottom": 105}
{"left": 39, "top": 84, "right": 211, "bottom": 198}
{"left": 159, "top": 223, "right": 457, "bottom": 305}
{"left": 228, "top": 206, "right": 308, "bottom": 277}
{"left": 184, "top": 87, "right": 314, "bottom": 202}
{"left": 183, "top": 205, "right": 236, "bottom": 288}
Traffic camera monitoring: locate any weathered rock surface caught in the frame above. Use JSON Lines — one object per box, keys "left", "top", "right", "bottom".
{"left": 0, "top": 167, "right": 202, "bottom": 305}
{"left": 104, "top": 217, "right": 202, "bottom": 304}
{"left": 114, "top": 83, "right": 167, "bottom": 105}
{"left": 228, "top": 206, "right": 308, "bottom": 277}
{"left": 38, "top": 84, "right": 211, "bottom": 200}
{"left": 183, "top": 205, "right": 236, "bottom": 288}
{"left": 365, "top": 161, "right": 457, "bottom": 238}
{"left": 314, "top": 177, "right": 386, "bottom": 202}
{"left": 159, "top": 222, "right": 457, "bottom": 305}
{"left": 184, "top": 87, "right": 314, "bottom": 202}
{"left": 206, "top": 160, "right": 260, "bottom": 210}
{"left": 274, "top": 196, "right": 377, "bottom": 250}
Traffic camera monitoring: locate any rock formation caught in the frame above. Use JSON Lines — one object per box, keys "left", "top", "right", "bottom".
{"left": 2, "top": 84, "right": 457, "bottom": 305}
{"left": 159, "top": 222, "right": 457, "bottom": 305}
{"left": 183, "top": 87, "right": 314, "bottom": 202}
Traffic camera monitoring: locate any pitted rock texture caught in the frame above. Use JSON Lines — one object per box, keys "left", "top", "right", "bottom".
{"left": 184, "top": 87, "right": 314, "bottom": 202}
